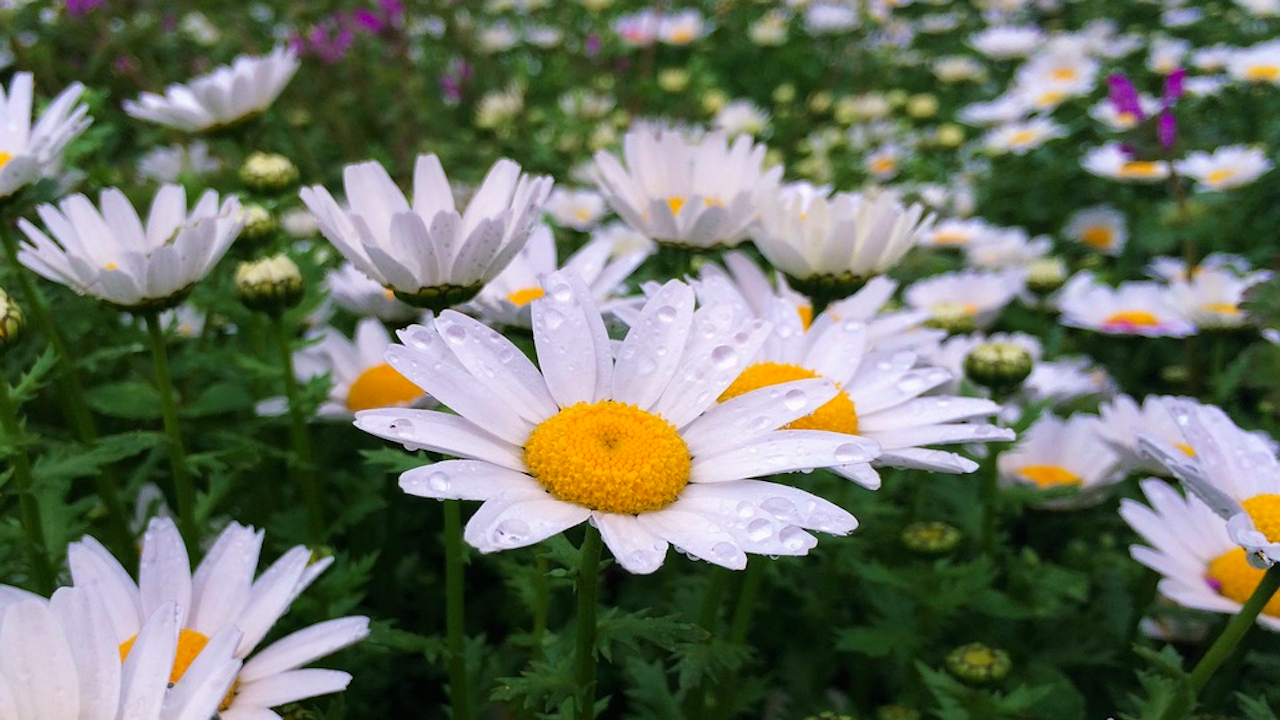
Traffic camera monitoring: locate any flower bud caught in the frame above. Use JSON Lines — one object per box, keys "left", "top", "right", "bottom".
{"left": 935, "top": 123, "right": 965, "bottom": 147}
{"left": 945, "top": 643, "right": 1011, "bottom": 684}
{"left": 1026, "top": 257, "right": 1068, "bottom": 295}
{"left": 906, "top": 93, "right": 938, "bottom": 119}
{"left": 235, "top": 255, "right": 304, "bottom": 313}
{"left": 924, "top": 302, "right": 977, "bottom": 334}
{"left": 0, "top": 288, "right": 24, "bottom": 350}
{"left": 658, "top": 68, "right": 689, "bottom": 93}
{"left": 901, "top": 521, "right": 962, "bottom": 555}
{"left": 238, "top": 204, "right": 278, "bottom": 245}
{"left": 239, "top": 151, "right": 299, "bottom": 194}
{"left": 964, "top": 342, "right": 1034, "bottom": 393}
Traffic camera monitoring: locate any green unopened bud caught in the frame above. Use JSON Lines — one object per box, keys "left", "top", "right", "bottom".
{"left": 239, "top": 204, "right": 278, "bottom": 244}
{"left": 658, "top": 68, "right": 689, "bottom": 93}
{"left": 924, "top": 302, "right": 977, "bottom": 334}
{"left": 945, "top": 643, "right": 1011, "bottom": 684}
{"left": 773, "top": 83, "right": 797, "bottom": 105}
{"left": 901, "top": 521, "right": 962, "bottom": 555}
{"left": 876, "top": 706, "right": 920, "bottom": 720}
{"left": 0, "top": 288, "right": 24, "bottom": 349}
{"left": 239, "top": 151, "right": 299, "bottom": 194}
{"left": 235, "top": 255, "right": 304, "bottom": 313}
{"left": 964, "top": 342, "right": 1033, "bottom": 393}
{"left": 1026, "top": 257, "right": 1068, "bottom": 295}
{"left": 906, "top": 93, "right": 938, "bottom": 119}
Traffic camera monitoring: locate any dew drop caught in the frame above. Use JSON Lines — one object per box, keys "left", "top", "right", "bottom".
{"left": 834, "top": 443, "right": 866, "bottom": 463}
{"left": 494, "top": 519, "right": 531, "bottom": 545}
{"left": 541, "top": 308, "right": 566, "bottom": 330}
{"left": 656, "top": 305, "right": 678, "bottom": 323}
{"left": 389, "top": 418, "right": 416, "bottom": 439}
{"left": 710, "top": 345, "right": 739, "bottom": 368}
{"left": 746, "top": 519, "right": 774, "bottom": 542}
{"left": 711, "top": 541, "right": 738, "bottom": 560}
{"left": 443, "top": 324, "right": 467, "bottom": 343}
{"left": 427, "top": 471, "right": 450, "bottom": 492}
{"left": 784, "top": 388, "right": 808, "bottom": 411}
{"left": 550, "top": 283, "right": 573, "bottom": 302}
{"left": 779, "top": 526, "right": 809, "bottom": 551}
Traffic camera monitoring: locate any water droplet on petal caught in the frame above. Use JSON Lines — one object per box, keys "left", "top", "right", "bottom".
{"left": 550, "top": 283, "right": 574, "bottom": 302}
{"left": 541, "top": 308, "right": 566, "bottom": 330}
{"left": 656, "top": 305, "right": 678, "bottom": 322}
{"left": 784, "top": 389, "right": 808, "bottom": 411}
{"left": 443, "top": 324, "right": 467, "bottom": 343}
{"left": 427, "top": 472, "right": 450, "bottom": 492}
{"left": 746, "top": 518, "right": 773, "bottom": 542}
{"left": 710, "top": 345, "right": 738, "bottom": 368}
{"left": 389, "top": 418, "right": 415, "bottom": 438}
{"left": 711, "top": 541, "right": 737, "bottom": 560}
{"left": 779, "top": 526, "right": 809, "bottom": 551}
{"left": 494, "top": 519, "right": 531, "bottom": 546}
{"left": 834, "top": 443, "right": 866, "bottom": 463}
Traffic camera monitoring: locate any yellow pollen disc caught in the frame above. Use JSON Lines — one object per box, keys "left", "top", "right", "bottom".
{"left": 1037, "top": 90, "right": 1065, "bottom": 106}
{"left": 719, "top": 363, "right": 858, "bottom": 435}
{"left": 1120, "top": 161, "right": 1162, "bottom": 178}
{"left": 1016, "top": 464, "right": 1081, "bottom": 488}
{"left": 524, "top": 401, "right": 691, "bottom": 514}
{"left": 1201, "top": 302, "right": 1240, "bottom": 316}
{"left": 383, "top": 288, "right": 396, "bottom": 300}
{"left": 1008, "top": 129, "right": 1038, "bottom": 146}
{"left": 1176, "top": 442, "right": 1196, "bottom": 456}
{"left": 0, "top": 151, "right": 10, "bottom": 170}
{"left": 704, "top": 196, "right": 725, "bottom": 208}
{"left": 669, "top": 28, "right": 695, "bottom": 44}
{"left": 933, "top": 231, "right": 969, "bottom": 246}
{"left": 104, "top": 262, "right": 119, "bottom": 271}
{"left": 1206, "top": 547, "right": 1280, "bottom": 617}
{"left": 120, "top": 628, "right": 209, "bottom": 685}
{"left": 1243, "top": 494, "right": 1280, "bottom": 543}
{"left": 932, "top": 301, "right": 977, "bottom": 318}
{"left": 1206, "top": 168, "right": 1237, "bottom": 185}
{"left": 573, "top": 207, "right": 593, "bottom": 221}
{"left": 667, "top": 197, "right": 686, "bottom": 216}
{"left": 1246, "top": 64, "right": 1280, "bottom": 81}
{"left": 346, "top": 363, "right": 422, "bottom": 413}
{"left": 797, "top": 304, "right": 813, "bottom": 330}
{"left": 1116, "top": 111, "right": 1138, "bottom": 127}
{"left": 1081, "top": 226, "right": 1114, "bottom": 249}
{"left": 1051, "top": 68, "right": 1078, "bottom": 81}
{"left": 870, "top": 157, "right": 897, "bottom": 174}
{"left": 1103, "top": 310, "right": 1160, "bottom": 329}
{"left": 507, "top": 287, "right": 546, "bottom": 307}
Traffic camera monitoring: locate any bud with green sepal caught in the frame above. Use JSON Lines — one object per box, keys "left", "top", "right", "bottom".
{"left": 901, "top": 521, "right": 962, "bottom": 555}
{"left": 236, "top": 255, "right": 304, "bottom": 314}
{"left": 0, "top": 288, "right": 24, "bottom": 349}
{"left": 964, "top": 342, "right": 1034, "bottom": 395}
{"left": 240, "top": 151, "right": 299, "bottom": 194}
{"left": 945, "top": 643, "right": 1012, "bottom": 685}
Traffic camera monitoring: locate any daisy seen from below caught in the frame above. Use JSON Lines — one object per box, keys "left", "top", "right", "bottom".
{"left": 123, "top": 47, "right": 300, "bottom": 132}
{"left": 1166, "top": 265, "right": 1270, "bottom": 330}
{"left": 999, "top": 414, "right": 1122, "bottom": 508}
{"left": 356, "top": 272, "right": 879, "bottom": 574}
{"left": 903, "top": 269, "right": 1024, "bottom": 333}
{"left": 1064, "top": 205, "right": 1127, "bottom": 256}
{"left": 0, "top": 72, "right": 91, "bottom": 199}
{"left": 325, "top": 262, "right": 420, "bottom": 323}
{"left": 983, "top": 118, "right": 1067, "bottom": 155}
{"left": 697, "top": 280, "right": 1012, "bottom": 490}
{"left": 1138, "top": 400, "right": 1280, "bottom": 568}
{"left": 751, "top": 188, "right": 933, "bottom": 302}
{"left": 300, "top": 153, "right": 553, "bottom": 310}
{"left": 1095, "top": 394, "right": 1203, "bottom": 475}
{"left": 1057, "top": 273, "right": 1195, "bottom": 337}
{"left": 545, "top": 187, "right": 608, "bottom": 231}
{"left": 591, "top": 126, "right": 782, "bottom": 249}
{"left": 1174, "top": 145, "right": 1274, "bottom": 191}
{"left": 68, "top": 517, "right": 371, "bottom": 719}
{"left": 470, "top": 224, "right": 649, "bottom": 329}
{"left": 1082, "top": 143, "right": 1171, "bottom": 183}
{"left": 920, "top": 217, "right": 1000, "bottom": 249}
{"left": 16, "top": 184, "right": 243, "bottom": 311}
{"left": 0, "top": 589, "right": 245, "bottom": 720}
{"left": 1121, "top": 478, "right": 1280, "bottom": 631}
{"left": 1226, "top": 40, "right": 1280, "bottom": 84}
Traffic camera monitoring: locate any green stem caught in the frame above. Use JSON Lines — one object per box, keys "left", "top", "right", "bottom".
{"left": 713, "top": 560, "right": 768, "bottom": 720}
{"left": 531, "top": 553, "right": 550, "bottom": 663}
{"left": 698, "top": 569, "right": 729, "bottom": 630}
{"left": 0, "top": 378, "right": 56, "bottom": 592}
{"left": 144, "top": 311, "right": 198, "bottom": 551}
{"left": 574, "top": 524, "right": 604, "bottom": 720}
{"left": 1188, "top": 565, "right": 1280, "bottom": 692}
{"left": 981, "top": 452, "right": 1001, "bottom": 556}
{"left": 267, "top": 314, "right": 324, "bottom": 538}
{"left": 0, "top": 215, "right": 134, "bottom": 558}
{"left": 443, "top": 499, "right": 472, "bottom": 720}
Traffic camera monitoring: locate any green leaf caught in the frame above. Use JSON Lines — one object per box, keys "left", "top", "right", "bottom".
{"left": 10, "top": 349, "right": 59, "bottom": 404}
{"left": 595, "top": 609, "right": 706, "bottom": 663}
{"left": 85, "top": 381, "right": 162, "bottom": 420}
{"left": 33, "top": 431, "right": 166, "bottom": 483}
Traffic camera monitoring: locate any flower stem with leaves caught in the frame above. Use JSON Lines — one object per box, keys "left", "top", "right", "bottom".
{"left": 144, "top": 310, "right": 198, "bottom": 552}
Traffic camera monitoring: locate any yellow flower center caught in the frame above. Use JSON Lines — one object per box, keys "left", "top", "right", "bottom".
{"left": 1206, "top": 547, "right": 1280, "bottom": 617}
{"left": 1008, "top": 129, "right": 1039, "bottom": 146}
{"left": 667, "top": 197, "right": 686, "bottom": 216}
{"left": 1176, "top": 442, "right": 1196, "bottom": 456}
{"left": 797, "top": 304, "right": 813, "bottom": 330}
{"left": 1206, "top": 168, "right": 1237, "bottom": 185}
{"left": 931, "top": 301, "right": 977, "bottom": 319}
{"left": 869, "top": 156, "right": 897, "bottom": 174}
{"left": 346, "top": 363, "right": 422, "bottom": 413}
{"left": 1120, "top": 161, "right": 1163, "bottom": 178}
{"left": 1245, "top": 64, "right": 1280, "bottom": 81}
{"left": 104, "top": 262, "right": 120, "bottom": 271}
{"left": 507, "top": 287, "right": 546, "bottom": 307}
{"left": 120, "top": 628, "right": 208, "bottom": 685}
{"left": 1081, "top": 225, "right": 1114, "bottom": 249}
{"left": 1244, "top": 494, "right": 1280, "bottom": 543}
{"left": 0, "top": 151, "right": 10, "bottom": 170}
{"left": 933, "top": 230, "right": 970, "bottom": 246}
{"left": 524, "top": 401, "right": 690, "bottom": 514}
{"left": 719, "top": 363, "right": 859, "bottom": 435}
{"left": 1016, "top": 464, "right": 1081, "bottom": 488}
{"left": 1201, "top": 302, "right": 1240, "bottom": 316}
{"left": 573, "top": 207, "right": 593, "bottom": 222}
{"left": 1036, "top": 90, "right": 1065, "bottom": 106}
{"left": 1051, "top": 67, "right": 1078, "bottom": 82}
{"left": 669, "top": 27, "right": 696, "bottom": 44}
{"left": 1115, "top": 111, "right": 1138, "bottom": 127}
{"left": 1103, "top": 310, "right": 1160, "bottom": 329}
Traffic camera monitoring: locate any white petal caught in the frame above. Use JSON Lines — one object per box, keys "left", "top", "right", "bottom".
{"left": 239, "top": 617, "right": 370, "bottom": 682}
{"left": 463, "top": 490, "right": 591, "bottom": 553}
{"left": 595, "top": 514, "right": 669, "bottom": 574}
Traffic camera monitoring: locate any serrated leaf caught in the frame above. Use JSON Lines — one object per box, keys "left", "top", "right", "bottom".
{"left": 85, "top": 381, "right": 162, "bottom": 420}
{"left": 596, "top": 609, "right": 706, "bottom": 662}
{"left": 10, "top": 349, "right": 59, "bottom": 403}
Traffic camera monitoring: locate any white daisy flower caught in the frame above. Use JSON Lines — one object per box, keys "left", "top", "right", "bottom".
{"left": 1057, "top": 273, "right": 1195, "bottom": 337}
{"left": 545, "top": 187, "right": 608, "bottom": 230}
{"left": 17, "top": 185, "right": 243, "bottom": 311}
{"left": 1012, "top": 48, "right": 1100, "bottom": 100}
{"left": 1167, "top": 265, "right": 1271, "bottom": 329}
{"left": 1087, "top": 94, "right": 1160, "bottom": 131}
{"left": 1082, "top": 144, "right": 1171, "bottom": 183}
{"left": 325, "top": 262, "right": 421, "bottom": 323}
{"left": 864, "top": 145, "right": 903, "bottom": 179}
{"left": 964, "top": 229, "right": 1050, "bottom": 270}
{"left": 968, "top": 25, "right": 1045, "bottom": 59}
{"left": 469, "top": 224, "right": 649, "bottom": 329}
{"left": 123, "top": 47, "right": 299, "bottom": 132}
{"left": 701, "top": 288, "right": 1011, "bottom": 490}
{"left": 67, "top": 518, "right": 370, "bottom": 716}
{"left": 592, "top": 127, "right": 782, "bottom": 249}
{"left": 1235, "top": 0, "right": 1280, "bottom": 16}
{"left": 1191, "top": 45, "right": 1236, "bottom": 72}
{"left": 1064, "top": 205, "right": 1127, "bottom": 256}
{"left": 1147, "top": 252, "right": 1253, "bottom": 282}
{"left": 958, "top": 95, "right": 1031, "bottom": 126}
{"left": 1174, "top": 145, "right": 1274, "bottom": 191}
{"left": 1023, "top": 357, "right": 1115, "bottom": 407}
{"left": 713, "top": 100, "right": 769, "bottom": 138}
{"left": 1095, "top": 394, "right": 1202, "bottom": 475}
{"left": 136, "top": 142, "right": 220, "bottom": 184}
{"left": 1122, "top": 478, "right": 1280, "bottom": 631}
{"left": 357, "top": 273, "right": 878, "bottom": 573}
{"left": 694, "top": 251, "right": 812, "bottom": 327}
{"left": 983, "top": 118, "right": 1067, "bottom": 155}
{"left": 300, "top": 153, "right": 553, "bottom": 310}
{"left": 920, "top": 217, "right": 1000, "bottom": 248}
{"left": 999, "top": 414, "right": 1121, "bottom": 508}
{"left": 904, "top": 270, "right": 1024, "bottom": 331}
{"left": 658, "top": 9, "right": 709, "bottom": 45}
{"left": 0, "top": 72, "right": 91, "bottom": 199}
{"left": 926, "top": 331, "right": 1043, "bottom": 393}
{"left": 0, "top": 590, "right": 244, "bottom": 720}
{"left": 1226, "top": 40, "right": 1280, "bottom": 84}
{"left": 752, "top": 189, "right": 933, "bottom": 301}
{"left": 1147, "top": 36, "right": 1192, "bottom": 75}
{"left": 1138, "top": 400, "right": 1280, "bottom": 567}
